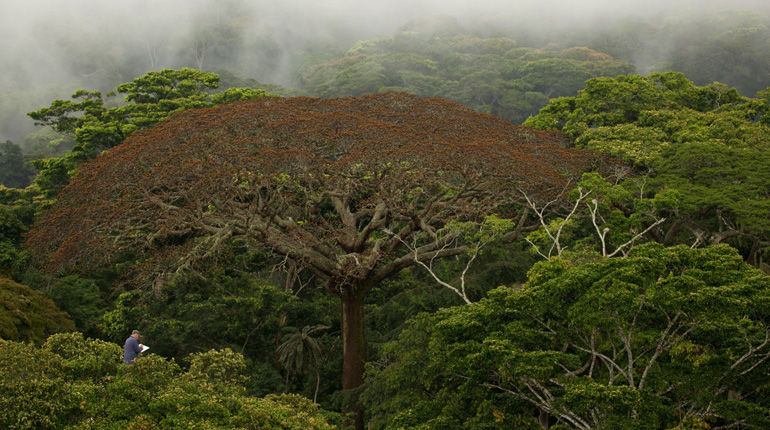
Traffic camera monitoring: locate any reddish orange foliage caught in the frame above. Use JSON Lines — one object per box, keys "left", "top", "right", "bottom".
{"left": 28, "top": 92, "right": 606, "bottom": 283}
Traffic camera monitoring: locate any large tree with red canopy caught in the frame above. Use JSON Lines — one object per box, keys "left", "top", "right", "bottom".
{"left": 27, "top": 92, "right": 606, "bottom": 429}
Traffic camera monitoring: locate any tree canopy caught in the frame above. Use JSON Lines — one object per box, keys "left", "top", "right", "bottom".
{"left": 526, "top": 72, "right": 770, "bottom": 269}
{"left": 0, "top": 332, "right": 339, "bottom": 430}
{"left": 26, "top": 91, "right": 608, "bottom": 429}
{"left": 363, "top": 243, "right": 770, "bottom": 429}
{"left": 0, "top": 277, "right": 74, "bottom": 343}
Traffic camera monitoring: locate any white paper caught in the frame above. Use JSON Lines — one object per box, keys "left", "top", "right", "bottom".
{"left": 141, "top": 345, "right": 150, "bottom": 353}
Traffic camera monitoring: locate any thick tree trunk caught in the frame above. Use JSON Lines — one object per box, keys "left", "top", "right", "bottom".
{"left": 341, "top": 287, "right": 366, "bottom": 430}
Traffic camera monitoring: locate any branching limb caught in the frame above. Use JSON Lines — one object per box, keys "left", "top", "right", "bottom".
{"left": 521, "top": 186, "right": 588, "bottom": 258}
{"left": 588, "top": 198, "right": 666, "bottom": 257}
{"left": 388, "top": 230, "right": 474, "bottom": 303}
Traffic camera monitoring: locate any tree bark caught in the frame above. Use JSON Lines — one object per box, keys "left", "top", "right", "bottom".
{"left": 341, "top": 286, "right": 366, "bottom": 430}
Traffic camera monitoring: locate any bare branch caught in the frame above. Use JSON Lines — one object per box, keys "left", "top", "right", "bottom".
{"left": 522, "top": 185, "right": 588, "bottom": 258}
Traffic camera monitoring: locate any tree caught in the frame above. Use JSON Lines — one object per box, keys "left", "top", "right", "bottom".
{"left": 523, "top": 172, "right": 668, "bottom": 261}
{"left": 27, "top": 68, "right": 268, "bottom": 197}
{"left": 525, "top": 72, "right": 746, "bottom": 143}
{"left": 0, "top": 141, "right": 34, "bottom": 189}
{"left": 182, "top": 0, "right": 253, "bottom": 71}
{"left": 525, "top": 72, "right": 770, "bottom": 269}
{"left": 364, "top": 243, "right": 770, "bottom": 429}
{"left": 515, "top": 58, "right": 593, "bottom": 100}
{"left": 277, "top": 324, "right": 329, "bottom": 402}
{"left": 41, "top": 275, "right": 105, "bottom": 339}
{"left": 26, "top": 92, "right": 606, "bottom": 429}
{"left": 0, "top": 185, "right": 42, "bottom": 277}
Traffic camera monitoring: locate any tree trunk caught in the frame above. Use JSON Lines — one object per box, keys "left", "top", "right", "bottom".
{"left": 746, "top": 237, "right": 761, "bottom": 267}
{"left": 275, "top": 262, "right": 298, "bottom": 371}
{"left": 314, "top": 367, "right": 321, "bottom": 404}
{"left": 341, "top": 287, "right": 366, "bottom": 430}
{"left": 663, "top": 216, "right": 685, "bottom": 244}
{"left": 538, "top": 409, "right": 550, "bottom": 428}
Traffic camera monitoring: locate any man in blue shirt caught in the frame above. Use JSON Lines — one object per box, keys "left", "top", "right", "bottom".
{"left": 123, "top": 330, "right": 144, "bottom": 365}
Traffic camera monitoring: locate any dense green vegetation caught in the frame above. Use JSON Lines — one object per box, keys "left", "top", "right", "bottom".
{"left": 299, "top": 16, "right": 633, "bottom": 124}
{"left": 363, "top": 244, "right": 770, "bottom": 429}
{"left": 0, "top": 333, "right": 339, "bottom": 429}
{"left": 526, "top": 72, "right": 770, "bottom": 270}
{"left": 560, "top": 10, "right": 770, "bottom": 98}
{"left": 3, "top": 5, "right": 770, "bottom": 430}
{"left": 0, "top": 277, "right": 74, "bottom": 342}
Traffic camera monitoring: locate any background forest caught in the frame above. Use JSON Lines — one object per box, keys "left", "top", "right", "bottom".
{"left": 2, "top": 1, "right": 770, "bottom": 429}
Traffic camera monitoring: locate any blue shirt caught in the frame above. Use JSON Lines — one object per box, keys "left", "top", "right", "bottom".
{"left": 123, "top": 336, "right": 142, "bottom": 365}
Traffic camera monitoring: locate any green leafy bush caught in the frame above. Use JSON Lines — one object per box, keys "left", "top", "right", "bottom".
{"left": 0, "top": 336, "right": 337, "bottom": 430}
{"left": 0, "top": 278, "right": 74, "bottom": 343}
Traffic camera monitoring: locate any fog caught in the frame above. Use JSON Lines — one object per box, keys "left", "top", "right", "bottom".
{"left": 1, "top": 0, "right": 769, "bottom": 143}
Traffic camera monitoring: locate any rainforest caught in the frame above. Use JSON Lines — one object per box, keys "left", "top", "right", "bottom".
{"left": 2, "top": 1, "right": 770, "bottom": 429}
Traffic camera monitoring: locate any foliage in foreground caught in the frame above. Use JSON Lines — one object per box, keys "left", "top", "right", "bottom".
{"left": 363, "top": 243, "right": 770, "bottom": 429}
{"left": 0, "top": 332, "right": 338, "bottom": 430}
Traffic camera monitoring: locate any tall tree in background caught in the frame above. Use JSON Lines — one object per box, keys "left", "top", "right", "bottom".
{"left": 26, "top": 92, "right": 608, "bottom": 429}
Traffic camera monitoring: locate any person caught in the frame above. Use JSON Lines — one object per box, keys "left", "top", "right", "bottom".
{"left": 123, "top": 329, "right": 144, "bottom": 365}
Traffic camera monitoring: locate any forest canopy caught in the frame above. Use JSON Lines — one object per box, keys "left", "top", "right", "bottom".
{"left": 299, "top": 19, "right": 634, "bottom": 124}
{"left": 363, "top": 243, "right": 770, "bottom": 429}
{"left": 526, "top": 72, "right": 770, "bottom": 270}
{"left": 3, "top": 3, "right": 770, "bottom": 429}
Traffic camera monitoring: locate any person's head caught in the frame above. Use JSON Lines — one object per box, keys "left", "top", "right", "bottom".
{"left": 131, "top": 329, "right": 140, "bottom": 339}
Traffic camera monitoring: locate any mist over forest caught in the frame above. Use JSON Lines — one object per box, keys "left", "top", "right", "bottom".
{"left": 2, "top": 0, "right": 770, "bottom": 144}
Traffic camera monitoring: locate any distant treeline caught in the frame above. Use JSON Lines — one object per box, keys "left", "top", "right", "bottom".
{"left": 3, "top": 8, "right": 770, "bottom": 147}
